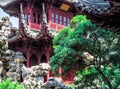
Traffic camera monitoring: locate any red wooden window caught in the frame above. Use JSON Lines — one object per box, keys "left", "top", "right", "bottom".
{"left": 52, "top": 13, "right": 55, "bottom": 22}
{"left": 67, "top": 18, "right": 70, "bottom": 26}
{"left": 33, "top": 12, "right": 41, "bottom": 24}
{"left": 55, "top": 14, "right": 59, "bottom": 24}
{"left": 60, "top": 15, "right": 62, "bottom": 25}
{"left": 63, "top": 17, "right": 67, "bottom": 26}
{"left": 51, "top": 12, "right": 71, "bottom": 26}
{"left": 28, "top": 13, "right": 30, "bottom": 22}
{"left": 33, "top": 13, "right": 36, "bottom": 23}
{"left": 24, "top": 13, "right": 30, "bottom": 23}
{"left": 37, "top": 14, "right": 40, "bottom": 24}
{"left": 24, "top": 14, "right": 27, "bottom": 22}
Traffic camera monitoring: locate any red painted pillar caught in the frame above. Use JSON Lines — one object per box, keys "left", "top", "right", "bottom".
{"left": 37, "top": 52, "right": 42, "bottom": 64}
{"left": 26, "top": 54, "right": 30, "bottom": 67}
{"left": 26, "top": 47, "right": 31, "bottom": 67}
{"left": 59, "top": 68, "right": 62, "bottom": 78}
{"left": 46, "top": 48, "right": 50, "bottom": 81}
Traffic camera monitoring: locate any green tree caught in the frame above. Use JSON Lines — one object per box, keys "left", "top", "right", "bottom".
{"left": 50, "top": 15, "right": 120, "bottom": 89}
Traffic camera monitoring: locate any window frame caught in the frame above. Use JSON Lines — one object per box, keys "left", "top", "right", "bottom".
{"left": 67, "top": 18, "right": 70, "bottom": 26}
{"left": 33, "top": 13, "right": 37, "bottom": 23}
{"left": 37, "top": 14, "right": 40, "bottom": 24}
{"left": 59, "top": 15, "right": 63, "bottom": 25}
{"left": 51, "top": 10, "right": 73, "bottom": 26}
{"left": 55, "top": 14, "right": 59, "bottom": 24}
{"left": 63, "top": 17, "right": 67, "bottom": 26}
{"left": 52, "top": 13, "right": 55, "bottom": 23}
{"left": 27, "top": 13, "right": 30, "bottom": 22}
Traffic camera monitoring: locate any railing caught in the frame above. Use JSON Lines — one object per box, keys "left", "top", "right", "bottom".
{"left": 49, "top": 22, "right": 65, "bottom": 30}
{"left": 29, "top": 22, "right": 41, "bottom": 30}
{"left": 28, "top": 22, "right": 66, "bottom": 31}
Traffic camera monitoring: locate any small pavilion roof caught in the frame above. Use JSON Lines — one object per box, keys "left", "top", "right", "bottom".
{"left": 8, "top": 27, "right": 56, "bottom": 42}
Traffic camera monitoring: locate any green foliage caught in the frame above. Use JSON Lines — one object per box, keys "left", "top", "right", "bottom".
{"left": 66, "top": 84, "right": 75, "bottom": 89}
{"left": 70, "top": 15, "right": 87, "bottom": 24}
{"left": 50, "top": 15, "right": 120, "bottom": 89}
{"left": 53, "top": 27, "right": 72, "bottom": 48}
{"left": 75, "top": 65, "right": 120, "bottom": 89}
{"left": 0, "top": 79, "right": 25, "bottom": 89}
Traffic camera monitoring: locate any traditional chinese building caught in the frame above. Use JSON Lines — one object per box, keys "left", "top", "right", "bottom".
{"left": 0, "top": 0, "right": 78, "bottom": 83}
{"left": 0, "top": 0, "right": 119, "bottom": 83}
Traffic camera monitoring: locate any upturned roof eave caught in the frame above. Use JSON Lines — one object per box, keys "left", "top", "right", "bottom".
{"left": 0, "top": 0, "right": 17, "bottom": 8}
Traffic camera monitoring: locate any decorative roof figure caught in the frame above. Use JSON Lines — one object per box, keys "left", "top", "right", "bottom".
{"left": 42, "top": 3, "right": 47, "bottom": 24}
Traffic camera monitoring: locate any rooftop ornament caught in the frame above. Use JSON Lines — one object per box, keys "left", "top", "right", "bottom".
{"left": 76, "top": 0, "right": 111, "bottom": 14}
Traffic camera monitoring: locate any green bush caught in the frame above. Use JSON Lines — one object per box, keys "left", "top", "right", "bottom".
{"left": 0, "top": 79, "right": 25, "bottom": 89}
{"left": 66, "top": 83, "right": 75, "bottom": 89}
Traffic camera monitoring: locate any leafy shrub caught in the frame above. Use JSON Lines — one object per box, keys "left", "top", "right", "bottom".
{"left": 0, "top": 79, "right": 25, "bottom": 89}
{"left": 66, "top": 83, "right": 75, "bottom": 89}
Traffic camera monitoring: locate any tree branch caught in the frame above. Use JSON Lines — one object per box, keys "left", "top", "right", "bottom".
{"left": 94, "top": 66, "right": 113, "bottom": 89}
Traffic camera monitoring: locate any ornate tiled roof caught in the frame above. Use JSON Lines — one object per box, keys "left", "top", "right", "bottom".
{"left": 76, "top": 0, "right": 111, "bottom": 14}
{"left": 8, "top": 3, "right": 55, "bottom": 42}
{"left": 76, "top": 0, "right": 120, "bottom": 33}
{"left": 65, "top": 0, "right": 78, "bottom": 3}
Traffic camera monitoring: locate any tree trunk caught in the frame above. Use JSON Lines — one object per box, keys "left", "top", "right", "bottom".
{"left": 94, "top": 67, "right": 113, "bottom": 89}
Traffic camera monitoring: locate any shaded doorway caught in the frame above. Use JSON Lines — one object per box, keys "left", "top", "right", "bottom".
{"left": 41, "top": 54, "right": 47, "bottom": 63}
{"left": 29, "top": 55, "right": 38, "bottom": 67}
